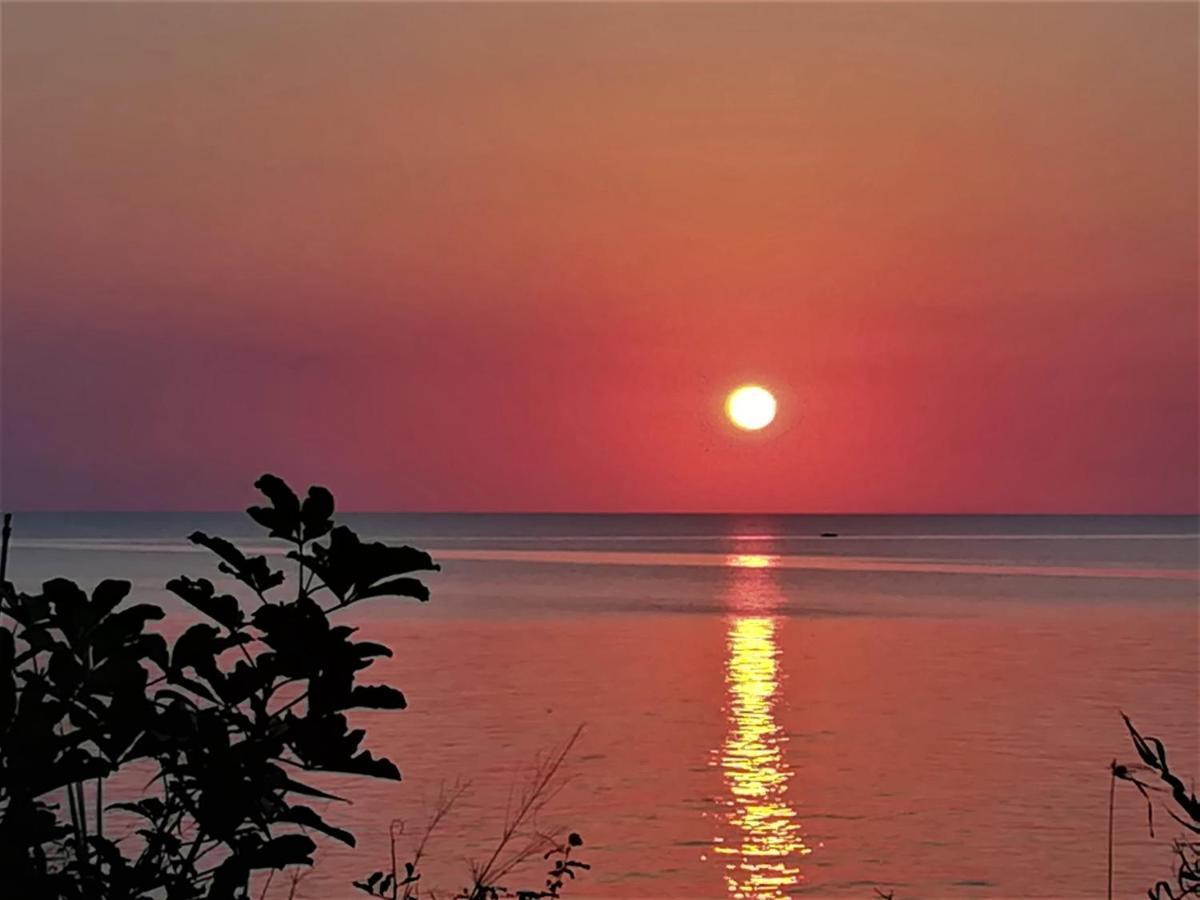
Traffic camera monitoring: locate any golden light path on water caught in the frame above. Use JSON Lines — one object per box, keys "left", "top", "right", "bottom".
{"left": 710, "top": 552, "right": 810, "bottom": 898}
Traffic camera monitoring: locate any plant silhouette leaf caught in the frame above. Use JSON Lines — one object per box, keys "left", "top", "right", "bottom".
{"left": 300, "top": 485, "right": 335, "bottom": 542}
{"left": 247, "top": 474, "right": 303, "bottom": 542}
{"left": 357, "top": 577, "right": 432, "bottom": 603}
{"left": 348, "top": 685, "right": 407, "bottom": 710}
{"left": 245, "top": 834, "right": 316, "bottom": 869}
{"left": 281, "top": 804, "right": 356, "bottom": 847}
{"left": 189, "top": 532, "right": 284, "bottom": 595}
{"left": 166, "top": 577, "right": 245, "bottom": 631}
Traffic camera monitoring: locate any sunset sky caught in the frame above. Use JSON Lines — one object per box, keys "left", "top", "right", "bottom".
{"left": 2, "top": 2, "right": 1196, "bottom": 513}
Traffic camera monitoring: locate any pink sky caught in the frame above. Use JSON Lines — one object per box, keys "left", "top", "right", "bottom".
{"left": 2, "top": 3, "right": 1196, "bottom": 512}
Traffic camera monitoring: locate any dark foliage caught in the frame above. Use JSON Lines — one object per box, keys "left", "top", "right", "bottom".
{"left": 0, "top": 475, "right": 439, "bottom": 899}
{"left": 1111, "top": 714, "right": 1200, "bottom": 900}
{"left": 523, "top": 832, "right": 591, "bottom": 900}
{"left": 353, "top": 728, "right": 591, "bottom": 900}
{"left": 352, "top": 832, "right": 590, "bottom": 900}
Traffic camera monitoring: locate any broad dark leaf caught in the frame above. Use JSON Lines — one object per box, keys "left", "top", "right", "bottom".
{"left": 252, "top": 597, "right": 331, "bottom": 679}
{"left": 210, "top": 659, "right": 262, "bottom": 707}
{"left": 247, "top": 474, "right": 303, "bottom": 542}
{"left": 189, "top": 532, "right": 284, "bottom": 596}
{"left": 347, "top": 685, "right": 407, "bottom": 710}
{"left": 280, "top": 804, "right": 356, "bottom": 846}
{"left": 284, "top": 776, "right": 348, "bottom": 803}
{"left": 42, "top": 578, "right": 90, "bottom": 649}
{"left": 89, "top": 654, "right": 149, "bottom": 698}
{"left": 300, "top": 485, "right": 335, "bottom": 542}
{"left": 47, "top": 647, "right": 85, "bottom": 696}
{"left": 356, "top": 577, "right": 431, "bottom": 603}
{"left": 243, "top": 833, "right": 316, "bottom": 869}
{"left": 208, "top": 853, "right": 251, "bottom": 899}
{"left": 8, "top": 591, "right": 51, "bottom": 627}
{"left": 14, "top": 620, "right": 57, "bottom": 659}
{"left": 132, "top": 632, "right": 170, "bottom": 672}
{"left": 285, "top": 711, "right": 361, "bottom": 763}
{"left": 89, "top": 605, "right": 166, "bottom": 666}
{"left": 350, "top": 641, "right": 394, "bottom": 666}
{"left": 90, "top": 579, "right": 132, "bottom": 619}
{"left": 195, "top": 775, "right": 256, "bottom": 840}
{"left": 171, "top": 623, "right": 222, "bottom": 674}
{"left": 338, "top": 750, "right": 401, "bottom": 781}
{"left": 190, "top": 532, "right": 250, "bottom": 573}
{"left": 167, "top": 577, "right": 245, "bottom": 631}
{"left": 285, "top": 712, "right": 401, "bottom": 780}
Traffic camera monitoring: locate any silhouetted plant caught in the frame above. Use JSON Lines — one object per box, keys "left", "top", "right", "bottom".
{"left": 522, "top": 831, "right": 590, "bottom": 900}
{"left": 353, "top": 782, "right": 467, "bottom": 900}
{"left": 457, "top": 726, "right": 586, "bottom": 900}
{"left": 353, "top": 727, "right": 590, "bottom": 900}
{"left": 0, "top": 475, "right": 438, "bottom": 899}
{"left": 1110, "top": 713, "right": 1200, "bottom": 900}
{"left": 350, "top": 729, "right": 588, "bottom": 897}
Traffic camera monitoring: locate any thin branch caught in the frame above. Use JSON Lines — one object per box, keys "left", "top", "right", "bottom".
{"left": 402, "top": 782, "right": 469, "bottom": 900}
{"left": 469, "top": 725, "right": 584, "bottom": 894}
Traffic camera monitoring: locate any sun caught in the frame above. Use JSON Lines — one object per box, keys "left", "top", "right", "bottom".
{"left": 725, "top": 385, "right": 777, "bottom": 431}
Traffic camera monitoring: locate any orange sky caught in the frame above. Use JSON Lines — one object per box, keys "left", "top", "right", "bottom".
{"left": 2, "top": 3, "right": 1196, "bottom": 512}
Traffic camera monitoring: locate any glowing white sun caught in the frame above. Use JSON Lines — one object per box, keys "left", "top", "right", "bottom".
{"left": 725, "top": 385, "right": 777, "bottom": 431}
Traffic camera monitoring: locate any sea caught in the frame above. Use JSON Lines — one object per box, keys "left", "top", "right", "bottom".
{"left": 6, "top": 513, "right": 1198, "bottom": 899}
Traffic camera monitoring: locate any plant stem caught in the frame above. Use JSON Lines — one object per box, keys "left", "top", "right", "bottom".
{"left": 270, "top": 690, "right": 309, "bottom": 720}
{"left": 75, "top": 780, "right": 89, "bottom": 847}
{"left": 389, "top": 819, "right": 398, "bottom": 900}
{"left": 0, "top": 513, "right": 10, "bottom": 572}
{"left": 185, "top": 826, "right": 208, "bottom": 876}
{"left": 67, "top": 778, "right": 84, "bottom": 859}
{"left": 1108, "top": 770, "right": 1116, "bottom": 900}
{"left": 297, "top": 540, "right": 305, "bottom": 602}
{"left": 0, "top": 512, "right": 12, "bottom": 616}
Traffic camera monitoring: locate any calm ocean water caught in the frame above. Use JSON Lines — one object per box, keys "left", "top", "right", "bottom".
{"left": 6, "top": 514, "right": 1199, "bottom": 898}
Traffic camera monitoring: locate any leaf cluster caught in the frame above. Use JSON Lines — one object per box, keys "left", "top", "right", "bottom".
{"left": 0, "top": 475, "right": 438, "bottom": 899}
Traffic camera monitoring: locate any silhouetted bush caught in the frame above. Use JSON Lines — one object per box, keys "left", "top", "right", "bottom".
{"left": 0, "top": 475, "right": 440, "bottom": 899}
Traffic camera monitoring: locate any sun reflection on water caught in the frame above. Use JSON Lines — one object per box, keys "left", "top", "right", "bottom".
{"left": 727, "top": 554, "right": 777, "bottom": 569}
{"left": 710, "top": 557, "right": 809, "bottom": 898}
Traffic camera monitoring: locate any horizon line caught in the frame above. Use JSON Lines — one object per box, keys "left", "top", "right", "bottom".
{"left": 4, "top": 508, "right": 1199, "bottom": 518}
